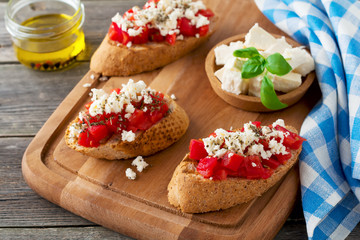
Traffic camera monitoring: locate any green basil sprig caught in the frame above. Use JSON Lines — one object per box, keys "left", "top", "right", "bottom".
{"left": 233, "top": 47, "right": 292, "bottom": 110}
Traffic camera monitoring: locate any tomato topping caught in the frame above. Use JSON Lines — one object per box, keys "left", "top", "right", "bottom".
{"left": 189, "top": 139, "right": 208, "bottom": 160}
{"left": 179, "top": 17, "right": 197, "bottom": 36}
{"left": 197, "top": 25, "right": 209, "bottom": 37}
{"left": 196, "top": 157, "right": 218, "bottom": 178}
{"left": 108, "top": 22, "right": 123, "bottom": 42}
{"left": 128, "top": 109, "right": 153, "bottom": 131}
{"left": 122, "top": 31, "right": 130, "bottom": 45}
{"left": 132, "top": 26, "right": 149, "bottom": 44}
{"left": 191, "top": 121, "right": 306, "bottom": 181}
{"left": 88, "top": 125, "right": 109, "bottom": 142}
{"left": 221, "top": 152, "right": 244, "bottom": 171}
{"left": 196, "top": 9, "right": 215, "bottom": 18}
{"left": 274, "top": 125, "right": 306, "bottom": 150}
{"left": 111, "top": 88, "right": 121, "bottom": 94}
{"left": 165, "top": 33, "right": 177, "bottom": 45}
{"left": 262, "top": 157, "right": 280, "bottom": 169}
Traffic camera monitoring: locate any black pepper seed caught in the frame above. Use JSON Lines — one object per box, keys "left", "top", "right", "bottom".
{"left": 43, "top": 63, "right": 49, "bottom": 69}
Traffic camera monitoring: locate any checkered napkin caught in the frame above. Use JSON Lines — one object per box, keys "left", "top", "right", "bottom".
{"left": 255, "top": 0, "right": 360, "bottom": 239}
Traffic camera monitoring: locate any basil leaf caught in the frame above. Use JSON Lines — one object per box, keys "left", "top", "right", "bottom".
{"left": 241, "top": 56, "right": 265, "bottom": 79}
{"left": 265, "top": 53, "right": 292, "bottom": 76}
{"left": 260, "top": 75, "right": 288, "bottom": 110}
{"left": 233, "top": 47, "right": 260, "bottom": 59}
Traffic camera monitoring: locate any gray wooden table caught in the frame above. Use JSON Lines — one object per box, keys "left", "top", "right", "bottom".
{"left": 1, "top": 0, "right": 359, "bottom": 239}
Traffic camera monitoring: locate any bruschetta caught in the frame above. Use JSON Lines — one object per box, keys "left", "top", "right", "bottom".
{"left": 65, "top": 79, "right": 189, "bottom": 160}
{"left": 167, "top": 120, "right": 305, "bottom": 213}
{"left": 90, "top": 0, "right": 217, "bottom": 76}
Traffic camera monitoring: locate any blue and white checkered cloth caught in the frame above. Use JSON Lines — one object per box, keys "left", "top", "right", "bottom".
{"left": 255, "top": 0, "right": 360, "bottom": 239}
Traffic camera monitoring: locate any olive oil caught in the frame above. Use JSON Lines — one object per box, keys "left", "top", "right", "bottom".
{"left": 14, "top": 13, "right": 85, "bottom": 71}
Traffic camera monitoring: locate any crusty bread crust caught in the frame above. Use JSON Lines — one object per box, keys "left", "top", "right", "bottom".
{"left": 65, "top": 97, "right": 189, "bottom": 160}
{"left": 167, "top": 126, "right": 302, "bottom": 213}
{"left": 90, "top": 17, "right": 218, "bottom": 76}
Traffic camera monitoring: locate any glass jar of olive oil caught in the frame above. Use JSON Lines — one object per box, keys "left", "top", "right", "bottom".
{"left": 5, "top": 0, "right": 85, "bottom": 71}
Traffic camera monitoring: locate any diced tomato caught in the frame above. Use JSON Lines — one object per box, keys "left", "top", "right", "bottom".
{"left": 165, "top": 33, "right": 176, "bottom": 45}
{"left": 132, "top": 26, "right": 149, "bottom": 44}
{"left": 196, "top": 9, "right": 214, "bottom": 18}
{"left": 262, "top": 157, "right": 280, "bottom": 169}
{"left": 196, "top": 157, "right": 218, "bottom": 178}
{"left": 258, "top": 139, "right": 269, "bottom": 150}
{"left": 88, "top": 125, "right": 109, "bottom": 142}
{"left": 213, "top": 168, "right": 227, "bottom": 180}
{"left": 221, "top": 152, "right": 244, "bottom": 171}
{"left": 274, "top": 125, "right": 306, "bottom": 150}
{"left": 111, "top": 88, "right": 121, "bottom": 94}
{"left": 179, "top": 17, "right": 197, "bottom": 36}
{"left": 275, "top": 149, "right": 291, "bottom": 164}
{"left": 245, "top": 155, "right": 266, "bottom": 179}
{"left": 122, "top": 31, "right": 131, "bottom": 45}
{"left": 189, "top": 139, "right": 208, "bottom": 160}
{"left": 209, "top": 132, "right": 217, "bottom": 137}
{"left": 105, "top": 114, "right": 119, "bottom": 133}
{"left": 123, "top": 9, "right": 135, "bottom": 21}
{"left": 252, "top": 121, "right": 261, "bottom": 128}
{"left": 108, "top": 22, "right": 123, "bottom": 42}
{"left": 85, "top": 101, "right": 93, "bottom": 110}
{"left": 128, "top": 109, "right": 153, "bottom": 131}
{"left": 78, "top": 130, "right": 99, "bottom": 148}
{"left": 149, "top": 110, "right": 164, "bottom": 124}
{"left": 149, "top": 28, "right": 165, "bottom": 42}
{"left": 197, "top": 25, "right": 209, "bottom": 37}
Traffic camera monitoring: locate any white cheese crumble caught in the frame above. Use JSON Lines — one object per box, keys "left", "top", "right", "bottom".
{"left": 125, "top": 168, "right": 136, "bottom": 180}
{"left": 170, "top": 94, "right": 176, "bottom": 100}
{"left": 131, "top": 156, "right": 149, "bottom": 172}
{"left": 83, "top": 83, "right": 91, "bottom": 88}
{"left": 201, "top": 120, "right": 290, "bottom": 159}
{"left": 122, "top": 130, "right": 136, "bottom": 142}
{"left": 90, "top": 74, "right": 95, "bottom": 80}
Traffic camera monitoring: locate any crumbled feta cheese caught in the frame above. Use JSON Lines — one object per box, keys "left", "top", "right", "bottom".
{"left": 125, "top": 104, "right": 135, "bottom": 113}
{"left": 195, "top": 33, "right": 200, "bottom": 38}
{"left": 272, "top": 119, "right": 285, "bottom": 128}
{"left": 126, "top": 42, "right": 132, "bottom": 48}
{"left": 122, "top": 130, "right": 136, "bottom": 142}
{"left": 125, "top": 168, "right": 136, "bottom": 180}
{"left": 90, "top": 74, "right": 95, "bottom": 80}
{"left": 201, "top": 120, "right": 291, "bottom": 160}
{"left": 170, "top": 94, "right": 176, "bottom": 100}
{"left": 83, "top": 83, "right": 91, "bottom": 88}
{"left": 131, "top": 156, "right": 149, "bottom": 172}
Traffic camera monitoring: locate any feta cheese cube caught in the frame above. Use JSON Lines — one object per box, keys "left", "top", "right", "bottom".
{"left": 244, "top": 23, "right": 277, "bottom": 50}
{"left": 263, "top": 37, "right": 292, "bottom": 56}
{"left": 283, "top": 47, "right": 315, "bottom": 76}
{"left": 214, "top": 41, "right": 244, "bottom": 65}
{"left": 131, "top": 156, "right": 149, "bottom": 172}
{"left": 272, "top": 72, "right": 302, "bottom": 93}
{"left": 125, "top": 168, "right": 136, "bottom": 180}
{"left": 248, "top": 75, "right": 264, "bottom": 97}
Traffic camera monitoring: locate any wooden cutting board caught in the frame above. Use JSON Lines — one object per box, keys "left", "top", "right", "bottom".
{"left": 22, "top": 0, "right": 320, "bottom": 239}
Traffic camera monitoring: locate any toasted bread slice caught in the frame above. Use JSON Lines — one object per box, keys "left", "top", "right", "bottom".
{"left": 168, "top": 126, "right": 302, "bottom": 213}
{"left": 90, "top": 17, "right": 218, "bottom": 76}
{"left": 65, "top": 97, "right": 189, "bottom": 160}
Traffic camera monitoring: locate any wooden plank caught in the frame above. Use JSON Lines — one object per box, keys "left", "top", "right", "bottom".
{"left": 0, "top": 1, "right": 147, "bottom": 63}
{"left": 0, "top": 227, "right": 132, "bottom": 240}
{"left": 0, "top": 137, "right": 93, "bottom": 227}
{"left": 0, "top": 63, "right": 90, "bottom": 136}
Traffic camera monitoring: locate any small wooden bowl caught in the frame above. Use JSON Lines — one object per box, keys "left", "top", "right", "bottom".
{"left": 205, "top": 33, "right": 316, "bottom": 112}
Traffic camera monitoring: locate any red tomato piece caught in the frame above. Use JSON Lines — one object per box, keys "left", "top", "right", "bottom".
{"left": 78, "top": 131, "right": 91, "bottom": 147}
{"left": 111, "top": 88, "right": 121, "bottom": 94}
{"left": 221, "top": 152, "right": 244, "bottom": 171}
{"left": 179, "top": 17, "right": 197, "bottom": 36}
{"left": 189, "top": 139, "right": 208, "bottom": 160}
{"left": 213, "top": 168, "right": 227, "bottom": 180}
{"left": 252, "top": 121, "right": 261, "bottom": 128}
{"left": 261, "top": 157, "right": 280, "bottom": 169}
{"left": 258, "top": 139, "right": 269, "bottom": 150}
{"left": 88, "top": 125, "right": 109, "bottom": 142}
{"left": 122, "top": 31, "right": 131, "bottom": 45}
{"left": 84, "top": 101, "right": 93, "bottom": 110}
{"left": 196, "top": 9, "right": 215, "bottom": 18}
{"left": 128, "top": 109, "right": 153, "bottom": 131}
{"left": 274, "top": 125, "right": 306, "bottom": 150}
{"left": 275, "top": 149, "right": 292, "bottom": 164}
{"left": 196, "top": 157, "right": 218, "bottom": 178}
{"left": 108, "top": 22, "right": 123, "bottom": 42}
{"left": 149, "top": 28, "right": 165, "bottom": 42}
{"left": 105, "top": 114, "right": 119, "bottom": 133}
{"left": 149, "top": 110, "right": 164, "bottom": 124}
{"left": 165, "top": 33, "right": 176, "bottom": 45}
{"left": 132, "top": 26, "right": 149, "bottom": 44}
{"left": 245, "top": 155, "right": 266, "bottom": 179}
{"left": 197, "top": 25, "right": 209, "bottom": 37}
